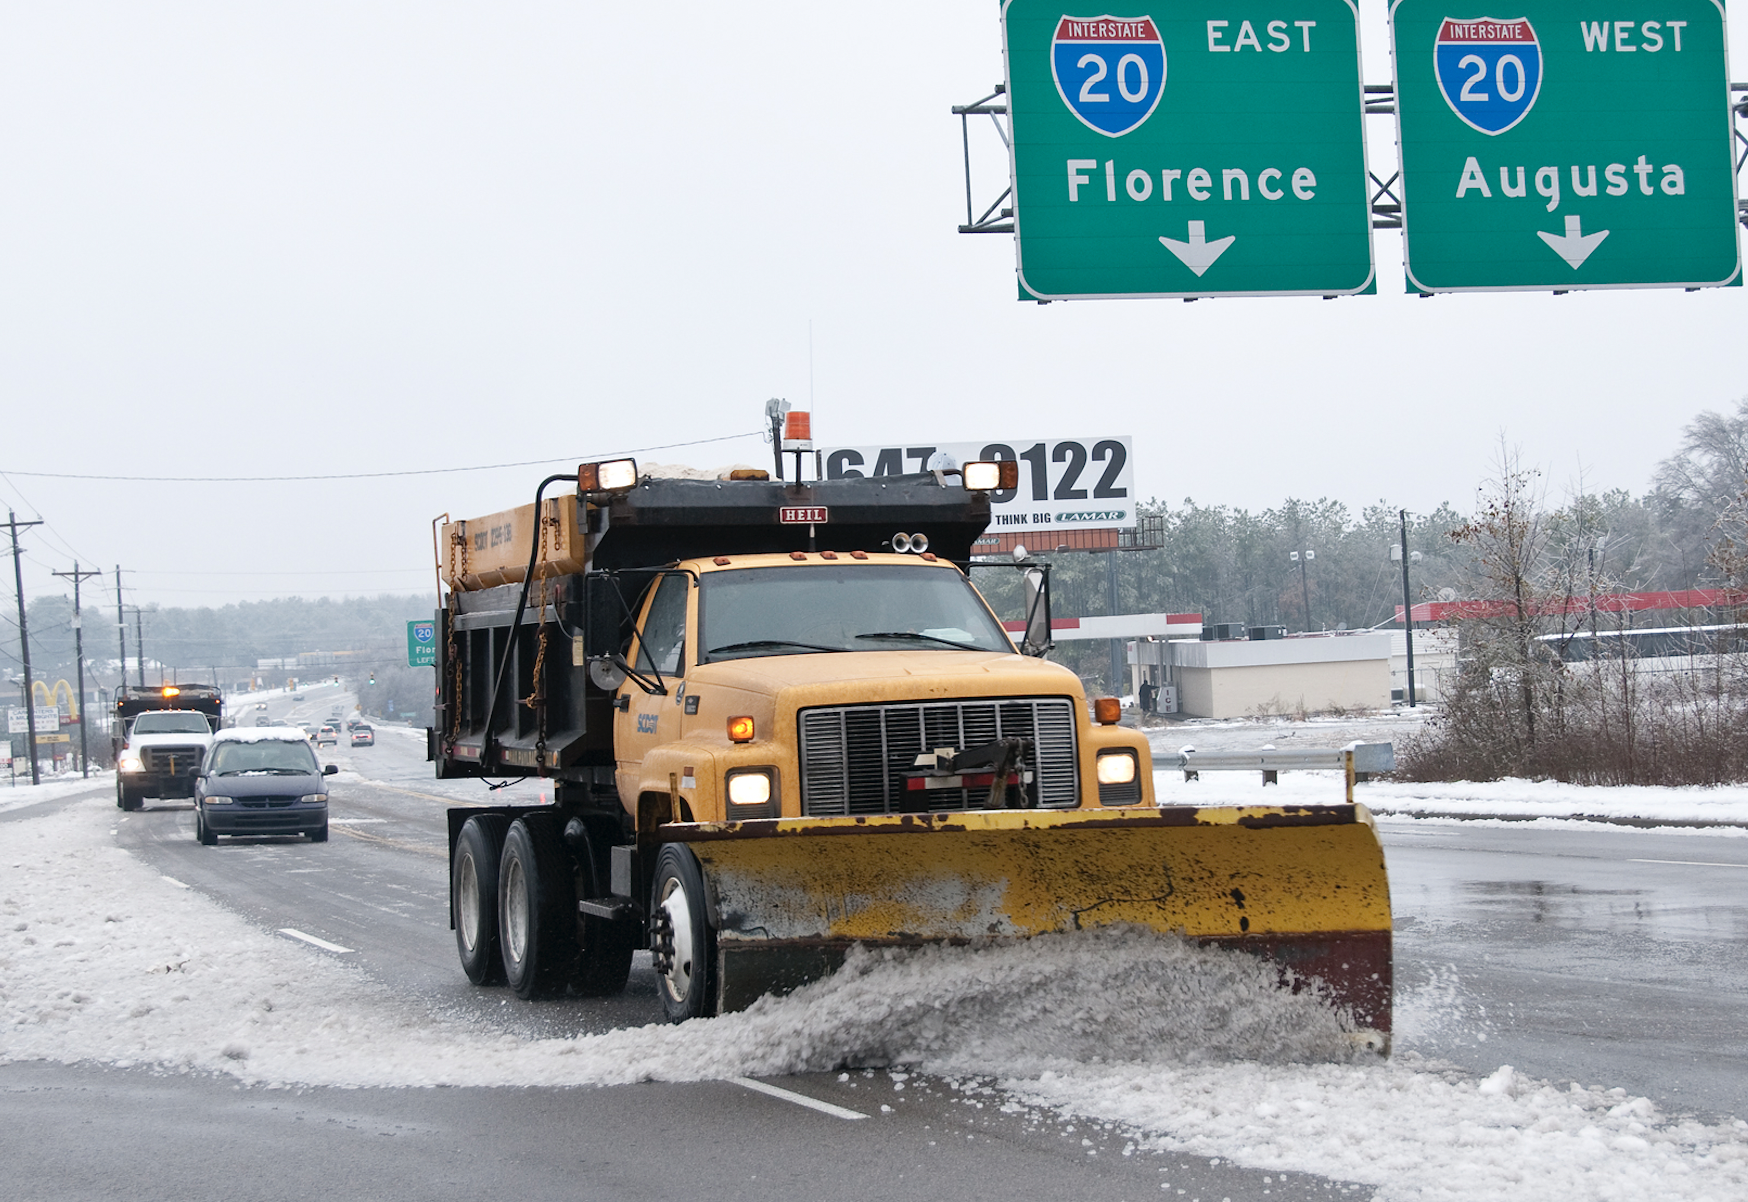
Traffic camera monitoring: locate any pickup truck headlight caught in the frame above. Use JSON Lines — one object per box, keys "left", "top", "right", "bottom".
{"left": 297, "top": 793, "right": 329, "bottom": 805}
{"left": 119, "top": 755, "right": 143, "bottom": 774}
{"left": 203, "top": 795, "right": 234, "bottom": 806}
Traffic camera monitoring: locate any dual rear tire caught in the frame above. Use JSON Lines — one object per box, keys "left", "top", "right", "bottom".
{"left": 452, "top": 813, "right": 638, "bottom": 1001}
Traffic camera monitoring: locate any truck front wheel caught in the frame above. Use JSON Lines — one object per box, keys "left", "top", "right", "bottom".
{"left": 116, "top": 780, "right": 141, "bottom": 812}
{"left": 453, "top": 815, "right": 508, "bottom": 985}
{"left": 650, "top": 844, "right": 717, "bottom": 1023}
{"left": 498, "top": 815, "right": 579, "bottom": 999}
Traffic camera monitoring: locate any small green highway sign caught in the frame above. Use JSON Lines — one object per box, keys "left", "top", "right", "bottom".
{"left": 1002, "top": 0, "right": 1375, "bottom": 299}
{"left": 1391, "top": 0, "right": 1741, "bottom": 292}
{"left": 407, "top": 620, "right": 437, "bottom": 667}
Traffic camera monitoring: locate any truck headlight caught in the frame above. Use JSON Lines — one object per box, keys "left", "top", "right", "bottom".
{"left": 297, "top": 793, "right": 328, "bottom": 805}
{"left": 1096, "top": 750, "right": 1142, "bottom": 806}
{"left": 119, "top": 755, "right": 143, "bottom": 774}
{"left": 203, "top": 795, "right": 234, "bottom": 806}
{"left": 1096, "top": 751, "right": 1137, "bottom": 785}
{"left": 726, "top": 770, "right": 772, "bottom": 807}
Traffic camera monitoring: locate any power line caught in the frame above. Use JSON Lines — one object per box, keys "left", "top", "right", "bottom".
{"left": 0, "top": 430, "right": 763, "bottom": 484}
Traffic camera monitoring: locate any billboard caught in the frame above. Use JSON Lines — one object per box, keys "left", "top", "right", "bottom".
{"left": 823, "top": 436, "right": 1136, "bottom": 534}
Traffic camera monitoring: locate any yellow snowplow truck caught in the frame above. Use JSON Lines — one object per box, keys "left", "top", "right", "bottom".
{"left": 431, "top": 459, "right": 1391, "bottom": 1042}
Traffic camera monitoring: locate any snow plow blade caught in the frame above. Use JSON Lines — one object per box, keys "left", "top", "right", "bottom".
{"left": 658, "top": 805, "right": 1393, "bottom": 1043}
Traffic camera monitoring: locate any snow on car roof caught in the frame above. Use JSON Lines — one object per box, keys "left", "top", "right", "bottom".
{"left": 211, "top": 726, "right": 314, "bottom": 743}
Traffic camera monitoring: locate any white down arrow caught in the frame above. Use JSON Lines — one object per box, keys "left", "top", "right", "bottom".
{"left": 1536, "top": 215, "right": 1609, "bottom": 270}
{"left": 1158, "top": 221, "right": 1235, "bottom": 277}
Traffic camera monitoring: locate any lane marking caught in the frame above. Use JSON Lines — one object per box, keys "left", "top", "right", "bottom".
{"left": 328, "top": 818, "right": 387, "bottom": 825}
{"left": 730, "top": 1077, "right": 868, "bottom": 1120}
{"left": 1629, "top": 858, "right": 1748, "bottom": 870}
{"left": 278, "top": 928, "right": 354, "bottom": 953}
{"left": 160, "top": 876, "right": 190, "bottom": 889}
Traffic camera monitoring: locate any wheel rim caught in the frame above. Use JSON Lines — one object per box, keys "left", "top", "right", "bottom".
{"left": 657, "top": 875, "right": 695, "bottom": 1003}
{"left": 456, "top": 852, "right": 480, "bottom": 954}
{"left": 503, "top": 854, "right": 529, "bottom": 968}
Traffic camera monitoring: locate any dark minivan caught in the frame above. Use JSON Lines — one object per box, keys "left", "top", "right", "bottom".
{"left": 195, "top": 728, "right": 336, "bottom": 845}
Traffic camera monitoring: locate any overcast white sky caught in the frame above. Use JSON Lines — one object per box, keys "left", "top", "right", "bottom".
{"left": 0, "top": 1, "right": 1742, "bottom": 611}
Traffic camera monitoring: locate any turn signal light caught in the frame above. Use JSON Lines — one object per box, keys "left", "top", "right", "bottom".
{"left": 1093, "top": 697, "right": 1122, "bottom": 726}
{"left": 579, "top": 458, "right": 638, "bottom": 492}
{"left": 727, "top": 716, "right": 755, "bottom": 743}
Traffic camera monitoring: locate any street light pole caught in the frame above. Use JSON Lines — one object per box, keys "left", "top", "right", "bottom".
{"left": 1290, "top": 549, "right": 1314, "bottom": 631}
{"left": 1399, "top": 510, "right": 1416, "bottom": 709}
{"left": 52, "top": 563, "right": 102, "bottom": 778}
{"left": 7, "top": 511, "right": 45, "bottom": 785}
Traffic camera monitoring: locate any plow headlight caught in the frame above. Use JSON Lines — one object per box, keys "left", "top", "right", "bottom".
{"left": 579, "top": 458, "right": 638, "bottom": 493}
{"left": 962, "top": 460, "right": 1019, "bottom": 492}
{"left": 1096, "top": 751, "right": 1137, "bottom": 785}
{"left": 726, "top": 770, "right": 773, "bottom": 807}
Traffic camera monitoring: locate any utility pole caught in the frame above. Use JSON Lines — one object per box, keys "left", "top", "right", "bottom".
{"left": 1399, "top": 510, "right": 1416, "bottom": 708}
{"left": 1106, "top": 549, "right": 1123, "bottom": 694}
{"left": 132, "top": 607, "right": 145, "bottom": 687}
{"left": 7, "top": 511, "right": 45, "bottom": 785}
{"left": 52, "top": 563, "right": 102, "bottom": 778}
{"left": 115, "top": 566, "right": 127, "bottom": 697}
{"left": 1290, "top": 549, "right": 1314, "bottom": 631}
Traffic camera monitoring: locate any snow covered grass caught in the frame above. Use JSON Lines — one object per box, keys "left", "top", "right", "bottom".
{"left": 3, "top": 794, "right": 1746, "bottom": 1200}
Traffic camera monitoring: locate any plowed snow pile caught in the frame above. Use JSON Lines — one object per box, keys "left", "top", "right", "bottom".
{"left": 4, "top": 795, "right": 1746, "bottom": 1201}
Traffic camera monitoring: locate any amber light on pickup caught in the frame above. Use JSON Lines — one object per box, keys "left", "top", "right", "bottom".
{"left": 1093, "top": 697, "right": 1121, "bottom": 725}
{"left": 727, "top": 716, "right": 755, "bottom": 743}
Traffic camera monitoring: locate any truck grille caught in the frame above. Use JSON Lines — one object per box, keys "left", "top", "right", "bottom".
{"left": 799, "top": 697, "right": 1079, "bottom": 815}
{"left": 142, "top": 746, "right": 205, "bottom": 775}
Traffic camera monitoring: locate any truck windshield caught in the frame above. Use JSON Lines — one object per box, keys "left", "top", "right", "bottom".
{"left": 700, "top": 565, "right": 1014, "bottom": 661}
{"left": 132, "top": 712, "right": 211, "bottom": 735}
{"left": 208, "top": 740, "right": 319, "bottom": 775}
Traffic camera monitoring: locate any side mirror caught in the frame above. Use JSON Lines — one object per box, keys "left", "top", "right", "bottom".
{"left": 323, "top": 764, "right": 338, "bottom": 776}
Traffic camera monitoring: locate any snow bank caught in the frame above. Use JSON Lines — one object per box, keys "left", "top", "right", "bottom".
{"left": 1153, "top": 768, "right": 1748, "bottom": 827}
{"left": 4, "top": 794, "right": 1746, "bottom": 1200}
{"left": 0, "top": 773, "right": 114, "bottom": 817}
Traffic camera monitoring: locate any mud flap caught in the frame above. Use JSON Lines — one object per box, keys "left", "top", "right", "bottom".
{"left": 660, "top": 806, "right": 1394, "bottom": 1041}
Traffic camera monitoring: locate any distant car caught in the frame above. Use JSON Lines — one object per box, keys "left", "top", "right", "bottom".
{"left": 253, "top": 715, "right": 273, "bottom": 727}
{"left": 317, "top": 725, "right": 339, "bottom": 746}
{"left": 350, "top": 725, "right": 374, "bottom": 747}
{"left": 255, "top": 702, "right": 268, "bottom": 711}
{"left": 292, "top": 693, "right": 305, "bottom": 701}
{"left": 194, "top": 728, "right": 337, "bottom": 844}
{"left": 345, "top": 716, "right": 362, "bottom": 731}
{"left": 301, "top": 725, "right": 318, "bottom": 740}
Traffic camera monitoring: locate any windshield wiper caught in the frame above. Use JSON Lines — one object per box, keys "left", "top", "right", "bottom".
{"left": 708, "top": 639, "right": 845, "bottom": 656}
{"left": 855, "top": 631, "right": 990, "bottom": 652}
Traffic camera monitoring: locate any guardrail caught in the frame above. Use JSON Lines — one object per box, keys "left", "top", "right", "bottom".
{"left": 1169, "top": 742, "right": 1395, "bottom": 803}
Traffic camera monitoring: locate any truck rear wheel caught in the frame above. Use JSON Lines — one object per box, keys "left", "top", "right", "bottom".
{"left": 498, "top": 814, "right": 579, "bottom": 999}
{"left": 453, "top": 815, "right": 509, "bottom": 985}
{"left": 651, "top": 844, "right": 716, "bottom": 1023}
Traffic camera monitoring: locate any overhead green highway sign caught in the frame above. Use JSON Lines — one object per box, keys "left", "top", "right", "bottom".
{"left": 1390, "top": 0, "right": 1741, "bottom": 292}
{"left": 1002, "top": 0, "right": 1375, "bottom": 299}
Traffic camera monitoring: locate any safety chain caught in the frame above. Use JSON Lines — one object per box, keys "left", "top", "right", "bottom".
{"left": 446, "top": 523, "right": 469, "bottom": 742}
{"left": 521, "top": 501, "right": 557, "bottom": 774}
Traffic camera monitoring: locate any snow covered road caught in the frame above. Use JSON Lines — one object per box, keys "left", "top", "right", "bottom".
{"left": 3, "top": 720, "right": 1748, "bottom": 1199}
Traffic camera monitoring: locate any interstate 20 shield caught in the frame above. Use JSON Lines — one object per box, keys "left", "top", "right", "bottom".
{"left": 1051, "top": 15, "right": 1166, "bottom": 137}
{"left": 1434, "top": 16, "right": 1542, "bottom": 134}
